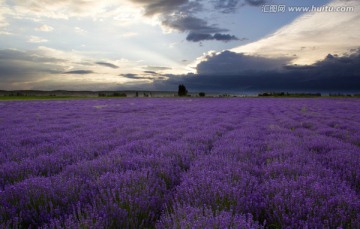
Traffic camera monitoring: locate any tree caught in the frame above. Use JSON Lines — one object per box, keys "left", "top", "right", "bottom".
{"left": 199, "top": 92, "right": 205, "bottom": 97}
{"left": 178, "top": 84, "right": 188, "bottom": 97}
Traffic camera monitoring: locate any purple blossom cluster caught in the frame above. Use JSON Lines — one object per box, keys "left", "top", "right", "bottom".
{"left": 0, "top": 98, "right": 359, "bottom": 228}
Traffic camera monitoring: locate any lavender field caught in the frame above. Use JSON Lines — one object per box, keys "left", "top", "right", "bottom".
{"left": 0, "top": 98, "right": 360, "bottom": 228}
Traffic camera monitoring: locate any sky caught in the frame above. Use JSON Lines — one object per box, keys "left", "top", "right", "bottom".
{"left": 0, "top": 0, "right": 359, "bottom": 93}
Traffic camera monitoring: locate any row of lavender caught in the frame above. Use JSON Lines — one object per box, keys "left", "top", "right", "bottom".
{"left": 0, "top": 98, "right": 359, "bottom": 228}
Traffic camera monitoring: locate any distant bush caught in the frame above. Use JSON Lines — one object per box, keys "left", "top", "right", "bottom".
{"left": 329, "top": 93, "right": 352, "bottom": 97}
{"left": 178, "top": 84, "right": 188, "bottom": 97}
{"left": 199, "top": 92, "right": 205, "bottom": 97}
{"left": 258, "top": 92, "right": 321, "bottom": 97}
{"left": 113, "top": 92, "right": 127, "bottom": 97}
{"left": 98, "top": 92, "right": 127, "bottom": 97}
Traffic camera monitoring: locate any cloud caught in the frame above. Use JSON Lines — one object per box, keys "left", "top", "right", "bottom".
{"left": 64, "top": 70, "right": 94, "bottom": 75}
{"left": 162, "top": 16, "right": 224, "bottom": 34}
{"left": 0, "top": 49, "right": 65, "bottom": 88}
{"left": 155, "top": 49, "right": 360, "bottom": 93}
{"left": 244, "top": 0, "right": 267, "bottom": 6}
{"left": 232, "top": 0, "right": 360, "bottom": 65}
{"left": 212, "top": 0, "right": 269, "bottom": 13}
{"left": 0, "top": 49, "right": 64, "bottom": 64}
{"left": 121, "top": 73, "right": 137, "bottom": 79}
{"left": 128, "top": 0, "right": 189, "bottom": 16}
{"left": 143, "top": 71, "right": 158, "bottom": 74}
{"left": 28, "top": 36, "right": 48, "bottom": 43}
{"left": 35, "top": 24, "right": 54, "bottom": 32}
{"left": 74, "top": 27, "right": 87, "bottom": 34}
{"left": 0, "top": 31, "right": 12, "bottom": 35}
{"left": 96, "top": 62, "right": 119, "bottom": 69}
{"left": 0, "top": 14, "right": 7, "bottom": 28}
{"left": 196, "top": 51, "right": 290, "bottom": 75}
{"left": 0, "top": 48, "right": 97, "bottom": 89}
{"left": 187, "top": 32, "right": 239, "bottom": 42}
{"left": 4, "top": 0, "right": 240, "bottom": 43}
{"left": 162, "top": 15, "right": 239, "bottom": 42}
{"left": 0, "top": 47, "right": 140, "bottom": 90}
{"left": 120, "top": 32, "right": 138, "bottom": 38}
{"left": 127, "top": 0, "right": 239, "bottom": 42}
{"left": 0, "top": 0, "right": 10, "bottom": 28}
{"left": 121, "top": 73, "right": 153, "bottom": 80}
{"left": 213, "top": 33, "right": 241, "bottom": 42}
{"left": 2, "top": 47, "right": 359, "bottom": 93}
{"left": 213, "top": 0, "right": 241, "bottom": 13}
{"left": 121, "top": 70, "right": 168, "bottom": 81}
{"left": 143, "top": 66, "right": 172, "bottom": 71}
{"left": 142, "top": 71, "right": 168, "bottom": 79}
{"left": 130, "top": 0, "right": 265, "bottom": 16}
{"left": 11, "top": 0, "right": 116, "bottom": 19}
{"left": 3, "top": 0, "right": 144, "bottom": 28}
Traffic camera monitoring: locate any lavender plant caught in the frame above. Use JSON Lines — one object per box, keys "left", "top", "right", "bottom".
{"left": 0, "top": 98, "right": 359, "bottom": 228}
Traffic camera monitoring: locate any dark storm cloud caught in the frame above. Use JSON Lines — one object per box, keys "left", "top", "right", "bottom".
{"left": 0, "top": 49, "right": 33, "bottom": 61}
{"left": 196, "top": 51, "right": 290, "bottom": 75}
{"left": 293, "top": 52, "right": 360, "bottom": 80}
{"left": 130, "top": 0, "right": 267, "bottom": 16}
{"left": 212, "top": 0, "right": 270, "bottom": 13}
{"left": 95, "top": 62, "right": 119, "bottom": 69}
{"left": 186, "top": 32, "right": 239, "bottom": 42}
{"left": 129, "top": 0, "right": 189, "bottom": 16}
{"left": 130, "top": 0, "right": 239, "bottom": 43}
{"left": 0, "top": 61, "right": 44, "bottom": 82}
{"left": 244, "top": 0, "right": 267, "bottom": 6}
{"left": 64, "top": 70, "right": 93, "bottom": 74}
{"left": 186, "top": 33, "right": 213, "bottom": 42}
{"left": 150, "top": 49, "right": 360, "bottom": 93}
{"left": 128, "top": 0, "right": 204, "bottom": 16}
{"left": 0, "top": 49, "right": 64, "bottom": 63}
{"left": 163, "top": 15, "right": 239, "bottom": 42}
{"left": 213, "top": 33, "right": 241, "bottom": 41}
{"left": 0, "top": 49, "right": 64, "bottom": 86}
{"left": 163, "top": 16, "right": 225, "bottom": 34}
